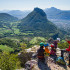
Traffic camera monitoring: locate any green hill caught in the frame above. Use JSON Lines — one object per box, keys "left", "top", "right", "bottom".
{"left": 0, "top": 13, "right": 18, "bottom": 22}
{"left": 18, "top": 8, "right": 59, "bottom": 37}
{"left": 29, "top": 37, "right": 46, "bottom": 45}
{"left": 0, "top": 13, "right": 19, "bottom": 37}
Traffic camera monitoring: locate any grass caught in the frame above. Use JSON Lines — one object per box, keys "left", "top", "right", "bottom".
{"left": 0, "top": 45, "right": 14, "bottom": 52}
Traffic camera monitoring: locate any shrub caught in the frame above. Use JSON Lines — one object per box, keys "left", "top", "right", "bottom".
{"left": 58, "top": 42, "right": 69, "bottom": 49}
{"left": 18, "top": 51, "right": 32, "bottom": 67}
{"left": 0, "top": 52, "right": 20, "bottom": 70}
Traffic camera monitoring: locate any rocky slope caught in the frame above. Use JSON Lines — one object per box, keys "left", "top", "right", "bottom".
{"left": 25, "top": 45, "right": 70, "bottom": 70}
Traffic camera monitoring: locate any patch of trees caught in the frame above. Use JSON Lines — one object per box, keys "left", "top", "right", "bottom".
{"left": 0, "top": 52, "right": 21, "bottom": 70}
{"left": 58, "top": 41, "right": 69, "bottom": 49}
{"left": 0, "top": 38, "right": 21, "bottom": 53}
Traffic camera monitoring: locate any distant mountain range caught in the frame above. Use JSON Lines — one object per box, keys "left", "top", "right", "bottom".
{"left": 0, "top": 7, "right": 68, "bottom": 38}
{"left": 8, "top": 10, "right": 31, "bottom": 19}
{"left": 0, "top": 7, "right": 70, "bottom": 20}
{"left": 0, "top": 10, "right": 31, "bottom": 19}
{"left": 44, "top": 7, "right": 70, "bottom": 20}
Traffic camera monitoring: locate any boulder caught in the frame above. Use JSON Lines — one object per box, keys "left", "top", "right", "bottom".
{"left": 25, "top": 60, "right": 37, "bottom": 70}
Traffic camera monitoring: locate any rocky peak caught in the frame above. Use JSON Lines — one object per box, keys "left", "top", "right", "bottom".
{"left": 34, "top": 7, "right": 46, "bottom": 16}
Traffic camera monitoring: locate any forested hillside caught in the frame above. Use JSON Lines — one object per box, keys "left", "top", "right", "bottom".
{"left": 0, "top": 13, "right": 18, "bottom": 22}
{"left": 17, "top": 8, "right": 64, "bottom": 38}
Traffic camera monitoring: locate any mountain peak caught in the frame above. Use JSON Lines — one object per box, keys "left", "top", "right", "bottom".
{"left": 50, "top": 7, "right": 57, "bottom": 9}
{"left": 50, "top": 7, "right": 61, "bottom": 11}
{"left": 48, "top": 7, "right": 61, "bottom": 11}
{"left": 45, "top": 7, "right": 61, "bottom": 12}
{"left": 17, "top": 8, "right": 58, "bottom": 37}
{"left": 34, "top": 7, "right": 46, "bottom": 16}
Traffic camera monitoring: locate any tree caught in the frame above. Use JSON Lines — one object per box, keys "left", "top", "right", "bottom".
{"left": 18, "top": 51, "right": 32, "bottom": 67}
{"left": 58, "top": 41, "right": 69, "bottom": 49}
{"left": 20, "top": 42, "right": 27, "bottom": 51}
{"left": 0, "top": 52, "right": 20, "bottom": 70}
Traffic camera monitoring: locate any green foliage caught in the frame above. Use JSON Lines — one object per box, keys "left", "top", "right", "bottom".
{"left": 0, "top": 38, "right": 19, "bottom": 49}
{"left": 58, "top": 41, "right": 69, "bottom": 49}
{"left": 18, "top": 42, "right": 32, "bottom": 67}
{"left": 0, "top": 45, "right": 14, "bottom": 52}
{"left": 20, "top": 43, "right": 27, "bottom": 50}
{"left": 18, "top": 51, "right": 32, "bottom": 67}
{"left": 0, "top": 28, "right": 13, "bottom": 37}
{"left": 0, "top": 52, "right": 20, "bottom": 70}
{"left": 30, "top": 37, "right": 46, "bottom": 45}
{"left": 0, "top": 13, "right": 19, "bottom": 37}
{"left": 0, "top": 13, "right": 18, "bottom": 22}
{"left": 0, "top": 38, "right": 21, "bottom": 53}
{"left": 13, "top": 28, "right": 20, "bottom": 34}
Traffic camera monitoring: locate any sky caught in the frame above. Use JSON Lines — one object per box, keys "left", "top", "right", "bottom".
{"left": 0, "top": 0, "right": 70, "bottom": 11}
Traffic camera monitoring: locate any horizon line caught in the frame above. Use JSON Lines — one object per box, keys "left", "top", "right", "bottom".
{"left": 0, "top": 7, "right": 70, "bottom": 11}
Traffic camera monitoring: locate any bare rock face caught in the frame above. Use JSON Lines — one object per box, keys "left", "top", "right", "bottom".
{"left": 16, "top": 68, "right": 25, "bottom": 70}
{"left": 25, "top": 60, "right": 37, "bottom": 70}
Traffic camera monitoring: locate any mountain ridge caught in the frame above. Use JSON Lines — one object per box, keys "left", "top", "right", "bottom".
{"left": 0, "top": 13, "right": 18, "bottom": 22}
{"left": 17, "top": 7, "right": 60, "bottom": 37}
{"left": 0, "top": 7, "right": 70, "bottom": 20}
{"left": 44, "top": 7, "right": 70, "bottom": 20}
